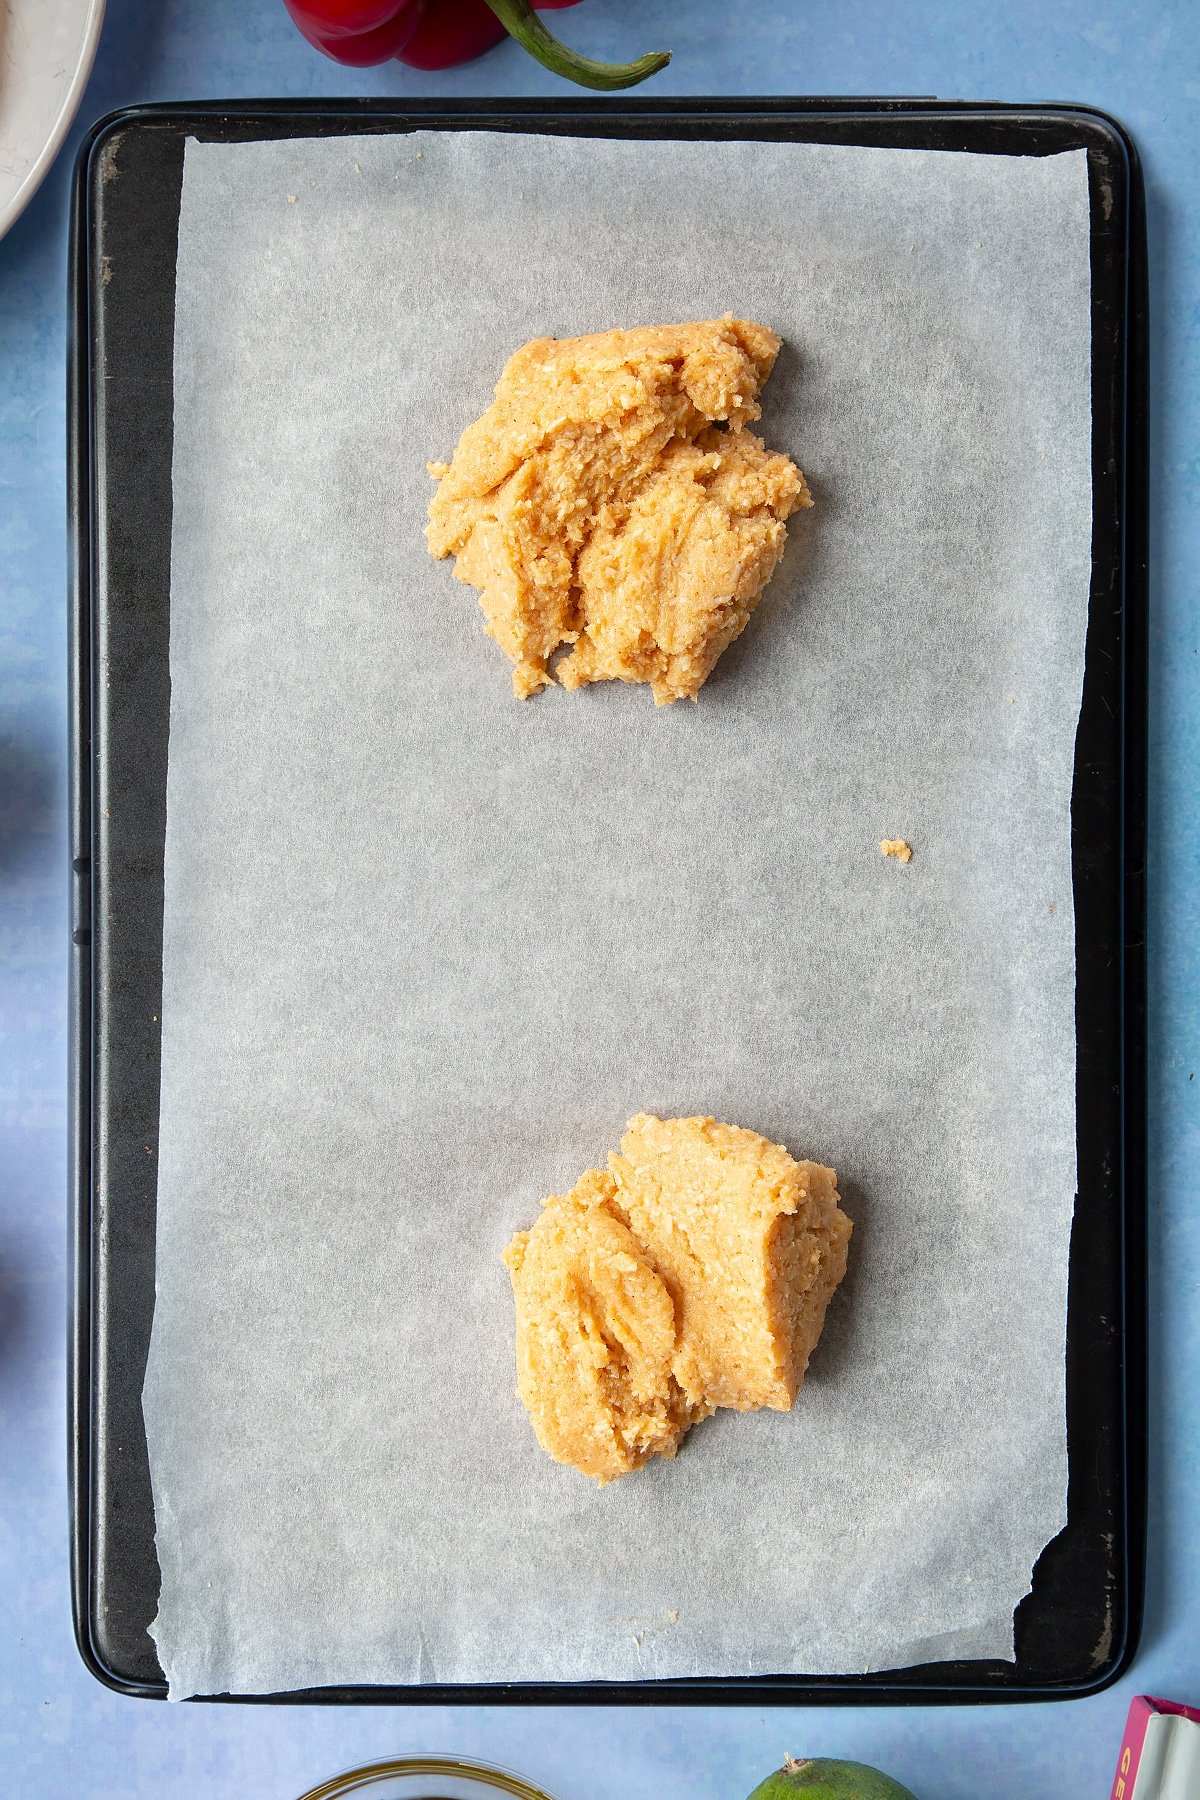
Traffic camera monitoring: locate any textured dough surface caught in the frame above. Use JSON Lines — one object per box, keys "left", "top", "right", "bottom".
{"left": 500, "top": 1169, "right": 702, "bottom": 1485}
{"left": 502, "top": 1116, "right": 852, "bottom": 1483}
{"left": 427, "top": 317, "right": 811, "bottom": 703}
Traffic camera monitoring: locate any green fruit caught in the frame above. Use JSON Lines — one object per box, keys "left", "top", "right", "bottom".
{"left": 746, "top": 1756, "right": 919, "bottom": 1800}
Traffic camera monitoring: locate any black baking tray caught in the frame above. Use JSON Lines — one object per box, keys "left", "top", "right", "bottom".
{"left": 67, "top": 98, "right": 1148, "bottom": 1703}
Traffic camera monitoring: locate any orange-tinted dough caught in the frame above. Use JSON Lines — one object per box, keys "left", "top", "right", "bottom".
{"left": 502, "top": 1116, "right": 851, "bottom": 1484}
{"left": 427, "top": 318, "right": 811, "bottom": 703}
{"left": 500, "top": 1169, "right": 701, "bottom": 1485}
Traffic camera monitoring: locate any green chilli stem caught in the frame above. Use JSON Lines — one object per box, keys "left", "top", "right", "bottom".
{"left": 482, "top": 0, "right": 671, "bottom": 91}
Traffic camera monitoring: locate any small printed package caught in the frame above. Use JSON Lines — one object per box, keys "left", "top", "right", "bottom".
{"left": 1111, "top": 1696, "right": 1200, "bottom": 1799}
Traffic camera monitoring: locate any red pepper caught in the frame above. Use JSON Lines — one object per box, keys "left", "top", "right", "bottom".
{"left": 282, "top": 0, "right": 671, "bottom": 88}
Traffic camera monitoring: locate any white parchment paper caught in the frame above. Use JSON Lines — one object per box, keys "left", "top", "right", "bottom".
{"left": 145, "top": 131, "right": 1093, "bottom": 1698}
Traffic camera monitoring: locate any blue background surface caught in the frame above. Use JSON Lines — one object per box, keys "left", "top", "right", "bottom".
{"left": 2, "top": 1, "right": 1196, "bottom": 1794}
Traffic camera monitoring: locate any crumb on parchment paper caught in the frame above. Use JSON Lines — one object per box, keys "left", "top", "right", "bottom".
{"left": 880, "top": 838, "right": 913, "bottom": 863}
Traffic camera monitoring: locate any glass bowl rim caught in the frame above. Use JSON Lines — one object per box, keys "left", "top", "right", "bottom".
{"left": 295, "top": 1753, "right": 560, "bottom": 1800}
